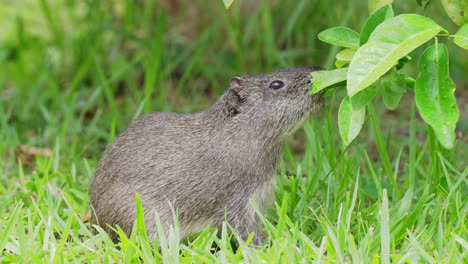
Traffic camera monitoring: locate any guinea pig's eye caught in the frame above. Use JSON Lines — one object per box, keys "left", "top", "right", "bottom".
{"left": 269, "top": 80, "right": 284, "bottom": 90}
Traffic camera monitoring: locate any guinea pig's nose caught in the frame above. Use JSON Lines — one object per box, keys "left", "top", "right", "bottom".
{"left": 306, "top": 66, "right": 326, "bottom": 72}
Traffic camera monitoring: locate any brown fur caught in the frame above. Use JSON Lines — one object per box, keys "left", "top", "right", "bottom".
{"left": 89, "top": 66, "right": 324, "bottom": 244}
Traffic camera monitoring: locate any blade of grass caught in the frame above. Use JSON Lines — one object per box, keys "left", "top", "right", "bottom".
{"left": 0, "top": 201, "right": 23, "bottom": 255}
{"left": 134, "top": 193, "right": 155, "bottom": 264}
{"left": 94, "top": 58, "right": 122, "bottom": 131}
{"left": 380, "top": 189, "right": 390, "bottom": 264}
{"left": 427, "top": 126, "right": 440, "bottom": 184}
{"left": 368, "top": 104, "right": 400, "bottom": 199}
{"left": 52, "top": 213, "right": 74, "bottom": 264}
{"left": 346, "top": 170, "right": 359, "bottom": 231}
{"left": 363, "top": 149, "right": 383, "bottom": 198}
{"left": 143, "top": 9, "right": 166, "bottom": 113}
{"left": 409, "top": 104, "right": 417, "bottom": 188}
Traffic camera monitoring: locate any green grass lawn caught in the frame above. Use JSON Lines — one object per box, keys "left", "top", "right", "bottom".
{"left": 1, "top": 0, "right": 467, "bottom": 262}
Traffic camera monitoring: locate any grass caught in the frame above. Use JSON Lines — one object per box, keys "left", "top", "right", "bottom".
{"left": 1, "top": 0, "right": 467, "bottom": 262}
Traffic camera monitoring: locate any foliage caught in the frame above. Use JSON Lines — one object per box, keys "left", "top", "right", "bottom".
{"left": 311, "top": 3, "right": 466, "bottom": 149}
{"left": 415, "top": 43, "right": 459, "bottom": 148}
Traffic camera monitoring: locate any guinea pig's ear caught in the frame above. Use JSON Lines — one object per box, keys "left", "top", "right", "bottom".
{"left": 229, "top": 76, "right": 243, "bottom": 88}
{"left": 226, "top": 77, "right": 245, "bottom": 116}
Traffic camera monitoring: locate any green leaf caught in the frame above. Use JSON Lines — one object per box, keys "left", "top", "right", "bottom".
{"left": 401, "top": 74, "right": 416, "bottom": 89}
{"left": 368, "top": 0, "right": 394, "bottom": 13}
{"left": 381, "top": 68, "right": 407, "bottom": 110}
{"left": 335, "top": 49, "right": 355, "bottom": 68}
{"left": 335, "top": 60, "right": 349, "bottom": 68}
{"left": 415, "top": 44, "right": 460, "bottom": 149}
{"left": 396, "top": 55, "right": 412, "bottom": 70}
{"left": 338, "top": 96, "right": 366, "bottom": 145}
{"left": 223, "top": 0, "right": 235, "bottom": 9}
{"left": 336, "top": 49, "right": 356, "bottom": 62}
{"left": 347, "top": 14, "right": 444, "bottom": 96}
{"left": 318, "top": 27, "right": 360, "bottom": 49}
{"left": 441, "top": 0, "right": 468, "bottom": 26}
{"left": 311, "top": 68, "right": 348, "bottom": 93}
{"left": 453, "top": 24, "right": 468, "bottom": 49}
{"left": 350, "top": 84, "right": 378, "bottom": 110}
{"left": 360, "top": 5, "right": 394, "bottom": 46}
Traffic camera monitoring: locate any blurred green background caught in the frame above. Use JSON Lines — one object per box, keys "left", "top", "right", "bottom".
{"left": 1, "top": 0, "right": 466, "bottom": 153}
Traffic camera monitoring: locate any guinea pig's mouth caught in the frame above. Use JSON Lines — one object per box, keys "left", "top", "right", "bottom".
{"left": 303, "top": 92, "right": 325, "bottom": 113}
{"left": 304, "top": 78, "right": 325, "bottom": 109}
{"left": 316, "top": 93, "right": 326, "bottom": 108}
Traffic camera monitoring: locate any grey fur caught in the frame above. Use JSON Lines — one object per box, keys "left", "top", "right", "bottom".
{"left": 89, "top": 66, "right": 324, "bottom": 245}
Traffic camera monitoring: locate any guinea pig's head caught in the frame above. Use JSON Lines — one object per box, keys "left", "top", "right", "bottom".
{"left": 225, "top": 66, "right": 325, "bottom": 136}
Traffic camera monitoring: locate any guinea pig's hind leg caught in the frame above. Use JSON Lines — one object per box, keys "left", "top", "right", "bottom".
{"left": 229, "top": 209, "right": 264, "bottom": 246}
